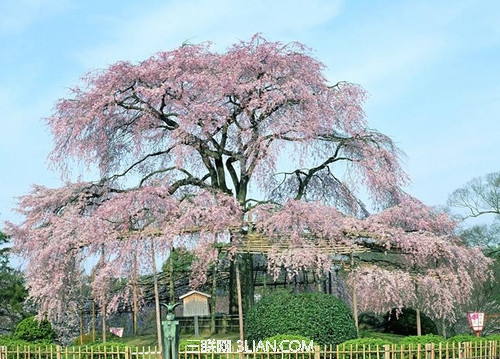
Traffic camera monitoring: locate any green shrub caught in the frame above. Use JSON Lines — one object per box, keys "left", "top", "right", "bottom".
{"left": 0, "top": 335, "right": 30, "bottom": 348}
{"left": 245, "top": 291, "right": 357, "bottom": 346}
{"left": 339, "top": 337, "right": 394, "bottom": 347}
{"left": 358, "top": 330, "right": 404, "bottom": 343}
{"left": 398, "top": 334, "right": 446, "bottom": 346}
{"left": 13, "top": 317, "right": 56, "bottom": 343}
{"left": 484, "top": 334, "right": 500, "bottom": 341}
{"left": 446, "top": 334, "right": 483, "bottom": 344}
{"left": 384, "top": 309, "right": 438, "bottom": 336}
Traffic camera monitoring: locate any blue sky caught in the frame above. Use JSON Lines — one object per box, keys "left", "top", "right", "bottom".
{"left": 1, "top": 0, "right": 499, "bottom": 226}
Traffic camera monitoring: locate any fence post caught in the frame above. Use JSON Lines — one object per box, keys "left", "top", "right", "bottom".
{"left": 221, "top": 314, "right": 227, "bottom": 334}
{"left": 384, "top": 344, "right": 391, "bottom": 359}
{"left": 0, "top": 346, "right": 6, "bottom": 359}
{"left": 314, "top": 345, "right": 320, "bottom": 359}
{"left": 425, "top": 343, "right": 434, "bottom": 359}
{"left": 462, "top": 342, "right": 468, "bottom": 359}
{"left": 56, "top": 345, "right": 61, "bottom": 359}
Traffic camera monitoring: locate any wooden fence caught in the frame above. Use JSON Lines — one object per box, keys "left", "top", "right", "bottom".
{"left": 2, "top": 341, "right": 500, "bottom": 359}
{"left": 177, "top": 314, "right": 241, "bottom": 334}
{"left": 0, "top": 346, "right": 160, "bottom": 359}
{"left": 334, "top": 342, "right": 500, "bottom": 359}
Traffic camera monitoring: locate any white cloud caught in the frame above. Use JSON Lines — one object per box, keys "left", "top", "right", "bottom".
{"left": 75, "top": 0, "right": 341, "bottom": 69}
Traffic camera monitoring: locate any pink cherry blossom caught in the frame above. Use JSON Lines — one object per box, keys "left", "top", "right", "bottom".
{"left": 5, "top": 35, "right": 490, "bottom": 324}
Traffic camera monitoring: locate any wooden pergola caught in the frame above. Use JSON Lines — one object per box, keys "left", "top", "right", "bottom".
{"left": 230, "top": 231, "right": 369, "bottom": 340}
{"left": 235, "top": 232, "right": 368, "bottom": 255}
{"left": 125, "top": 225, "right": 370, "bottom": 341}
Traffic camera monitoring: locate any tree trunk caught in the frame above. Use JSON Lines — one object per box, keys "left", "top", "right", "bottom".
{"left": 79, "top": 308, "right": 84, "bottom": 345}
{"left": 210, "top": 263, "right": 217, "bottom": 334}
{"left": 350, "top": 255, "right": 358, "bottom": 335}
{"left": 132, "top": 253, "right": 139, "bottom": 335}
{"left": 416, "top": 308, "right": 422, "bottom": 336}
{"left": 101, "top": 303, "right": 107, "bottom": 343}
{"left": 235, "top": 260, "right": 244, "bottom": 342}
{"left": 91, "top": 301, "right": 96, "bottom": 342}
{"left": 229, "top": 260, "right": 238, "bottom": 314}
{"left": 262, "top": 267, "right": 267, "bottom": 293}
{"left": 99, "top": 247, "right": 107, "bottom": 343}
{"left": 241, "top": 253, "right": 254, "bottom": 311}
{"left": 151, "top": 239, "right": 163, "bottom": 352}
{"left": 315, "top": 273, "right": 323, "bottom": 293}
{"left": 352, "top": 284, "right": 359, "bottom": 337}
{"left": 79, "top": 285, "right": 84, "bottom": 345}
{"left": 229, "top": 254, "right": 253, "bottom": 313}
{"left": 169, "top": 248, "right": 175, "bottom": 303}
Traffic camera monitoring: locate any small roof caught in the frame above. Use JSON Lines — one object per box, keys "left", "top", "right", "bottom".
{"left": 179, "top": 290, "right": 211, "bottom": 299}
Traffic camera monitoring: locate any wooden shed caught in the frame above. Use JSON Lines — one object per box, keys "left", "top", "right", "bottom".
{"left": 179, "top": 290, "right": 211, "bottom": 317}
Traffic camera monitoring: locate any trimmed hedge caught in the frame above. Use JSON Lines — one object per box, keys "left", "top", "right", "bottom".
{"left": 0, "top": 335, "right": 57, "bottom": 349}
{"left": 398, "top": 334, "right": 446, "bottom": 346}
{"left": 446, "top": 334, "right": 492, "bottom": 344}
{"left": 13, "top": 316, "right": 56, "bottom": 343}
{"left": 245, "top": 291, "right": 357, "bottom": 346}
{"left": 340, "top": 337, "right": 393, "bottom": 347}
{"left": 483, "top": 334, "right": 500, "bottom": 341}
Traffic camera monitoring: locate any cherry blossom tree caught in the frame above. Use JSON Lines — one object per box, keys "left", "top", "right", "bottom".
{"left": 5, "top": 35, "right": 490, "bottom": 328}
{"left": 347, "top": 197, "right": 492, "bottom": 325}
